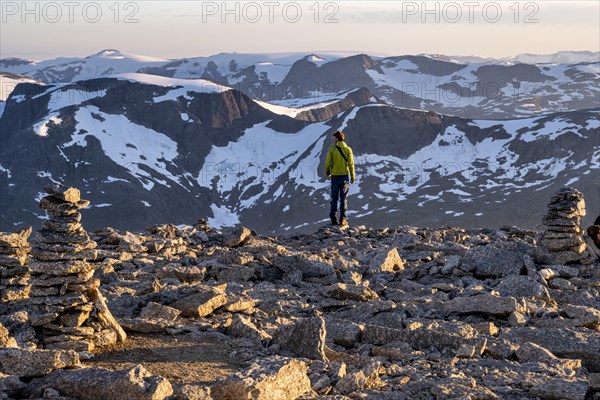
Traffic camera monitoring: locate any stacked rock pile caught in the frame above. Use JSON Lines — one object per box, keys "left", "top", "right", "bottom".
{"left": 26, "top": 184, "right": 126, "bottom": 351}
{"left": 539, "top": 187, "right": 590, "bottom": 264}
{"left": 0, "top": 227, "right": 32, "bottom": 303}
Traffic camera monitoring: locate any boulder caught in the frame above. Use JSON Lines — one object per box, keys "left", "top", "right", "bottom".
{"left": 335, "top": 362, "right": 382, "bottom": 395}
{"left": 212, "top": 357, "right": 311, "bottom": 400}
{"left": 325, "top": 317, "right": 362, "bottom": 348}
{"left": 322, "top": 283, "right": 379, "bottom": 302}
{"left": 461, "top": 241, "right": 530, "bottom": 277}
{"left": 0, "top": 348, "right": 80, "bottom": 377}
{"left": 274, "top": 255, "right": 335, "bottom": 278}
{"left": 402, "top": 320, "right": 486, "bottom": 354}
{"left": 222, "top": 227, "right": 252, "bottom": 248}
{"left": 158, "top": 264, "right": 205, "bottom": 283}
{"left": 140, "top": 302, "right": 181, "bottom": 322}
{"left": 119, "top": 318, "right": 173, "bottom": 333}
{"left": 515, "top": 341, "right": 559, "bottom": 363}
{"left": 529, "top": 379, "right": 588, "bottom": 400}
{"left": 173, "top": 384, "right": 213, "bottom": 400}
{"left": 272, "top": 316, "right": 327, "bottom": 360}
{"left": 170, "top": 286, "right": 227, "bottom": 318}
{"left": 495, "top": 275, "right": 551, "bottom": 301}
{"left": 502, "top": 326, "right": 600, "bottom": 372}
{"left": 369, "top": 248, "right": 404, "bottom": 273}
{"left": 28, "top": 364, "right": 173, "bottom": 400}
{"left": 444, "top": 294, "right": 524, "bottom": 317}
{"left": 227, "top": 314, "right": 269, "bottom": 342}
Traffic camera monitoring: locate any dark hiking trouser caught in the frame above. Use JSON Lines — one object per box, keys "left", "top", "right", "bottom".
{"left": 330, "top": 175, "right": 349, "bottom": 219}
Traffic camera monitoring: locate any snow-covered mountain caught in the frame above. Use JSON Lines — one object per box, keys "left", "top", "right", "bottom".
{"left": 506, "top": 51, "right": 600, "bottom": 65}
{"left": 0, "top": 49, "right": 170, "bottom": 84}
{"left": 1, "top": 74, "right": 598, "bottom": 234}
{"left": 2, "top": 50, "right": 598, "bottom": 119}
{"left": 429, "top": 51, "right": 600, "bottom": 65}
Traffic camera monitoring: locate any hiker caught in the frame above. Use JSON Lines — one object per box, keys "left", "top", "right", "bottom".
{"left": 325, "top": 130, "right": 355, "bottom": 226}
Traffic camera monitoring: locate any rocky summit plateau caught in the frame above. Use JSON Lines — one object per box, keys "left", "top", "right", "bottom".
{"left": 1, "top": 185, "right": 600, "bottom": 400}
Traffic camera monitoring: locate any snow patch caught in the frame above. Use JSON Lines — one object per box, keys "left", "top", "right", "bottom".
{"left": 0, "top": 164, "right": 11, "bottom": 179}
{"left": 34, "top": 114, "right": 62, "bottom": 137}
{"left": 198, "top": 120, "right": 330, "bottom": 210}
{"left": 112, "top": 73, "right": 230, "bottom": 103}
{"left": 48, "top": 88, "right": 107, "bottom": 112}
{"left": 208, "top": 204, "right": 240, "bottom": 228}
{"left": 63, "top": 106, "right": 180, "bottom": 191}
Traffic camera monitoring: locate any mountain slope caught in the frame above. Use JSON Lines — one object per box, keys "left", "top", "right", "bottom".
{"left": 1, "top": 76, "right": 597, "bottom": 233}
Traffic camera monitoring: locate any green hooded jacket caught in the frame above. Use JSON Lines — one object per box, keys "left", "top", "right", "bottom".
{"left": 325, "top": 141, "right": 355, "bottom": 182}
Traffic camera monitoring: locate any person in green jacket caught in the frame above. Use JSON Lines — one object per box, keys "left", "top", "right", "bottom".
{"left": 325, "top": 131, "right": 355, "bottom": 226}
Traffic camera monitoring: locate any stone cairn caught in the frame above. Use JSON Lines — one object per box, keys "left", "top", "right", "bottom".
{"left": 0, "top": 227, "right": 32, "bottom": 303}
{"left": 26, "top": 184, "right": 126, "bottom": 351}
{"left": 539, "top": 187, "right": 590, "bottom": 265}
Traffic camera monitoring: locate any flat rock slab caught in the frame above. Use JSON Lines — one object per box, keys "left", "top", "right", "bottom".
{"left": 461, "top": 241, "right": 530, "bottom": 278}
{"left": 27, "top": 364, "right": 172, "bottom": 400}
{"left": 0, "top": 348, "right": 80, "bottom": 377}
{"left": 274, "top": 255, "right": 335, "bottom": 279}
{"left": 495, "top": 275, "right": 551, "bottom": 301}
{"left": 502, "top": 326, "right": 600, "bottom": 372}
{"left": 140, "top": 302, "right": 181, "bottom": 322}
{"left": 44, "top": 184, "right": 81, "bottom": 203}
{"left": 444, "top": 294, "right": 524, "bottom": 317}
{"left": 170, "top": 286, "right": 227, "bottom": 318}
{"left": 529, "top": 379, "right": 589, "bottom": 400}
{"left": 212, "top": 356, "right": 311, "bottom": 400}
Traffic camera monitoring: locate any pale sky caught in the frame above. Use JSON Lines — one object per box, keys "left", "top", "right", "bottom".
{"left": 1, "top": 1, "right": 598, "bottom": 60}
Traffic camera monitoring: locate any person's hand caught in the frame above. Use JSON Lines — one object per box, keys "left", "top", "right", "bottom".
{"left": 351, "top": 178, "right": 355, "bottom": 184}
{"left": 327, "top": 174, "right": 332, "bottom": 180}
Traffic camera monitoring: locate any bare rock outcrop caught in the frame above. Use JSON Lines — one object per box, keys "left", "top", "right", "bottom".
{"left": 212, "top": 357, "right": 311, "bottom": 400}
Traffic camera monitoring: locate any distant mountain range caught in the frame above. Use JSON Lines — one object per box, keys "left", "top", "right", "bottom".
{"left": 2, "top": 49, "right": 599, "bottom": 119}
{"left": 0, "top": 66, "right": 598, "bottom": 234}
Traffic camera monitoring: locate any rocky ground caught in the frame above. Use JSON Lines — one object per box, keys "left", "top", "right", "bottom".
{"left": 2, "top": 213, "right": 600, "bottom": 400}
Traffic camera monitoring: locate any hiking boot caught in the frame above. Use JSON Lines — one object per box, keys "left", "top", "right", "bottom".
{"left": 340, "top": 217, "right": 348, "bottom": 226}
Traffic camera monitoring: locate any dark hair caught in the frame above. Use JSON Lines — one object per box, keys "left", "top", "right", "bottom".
{"left": 333, "top": 131, "right": 345, "bottom": 141}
